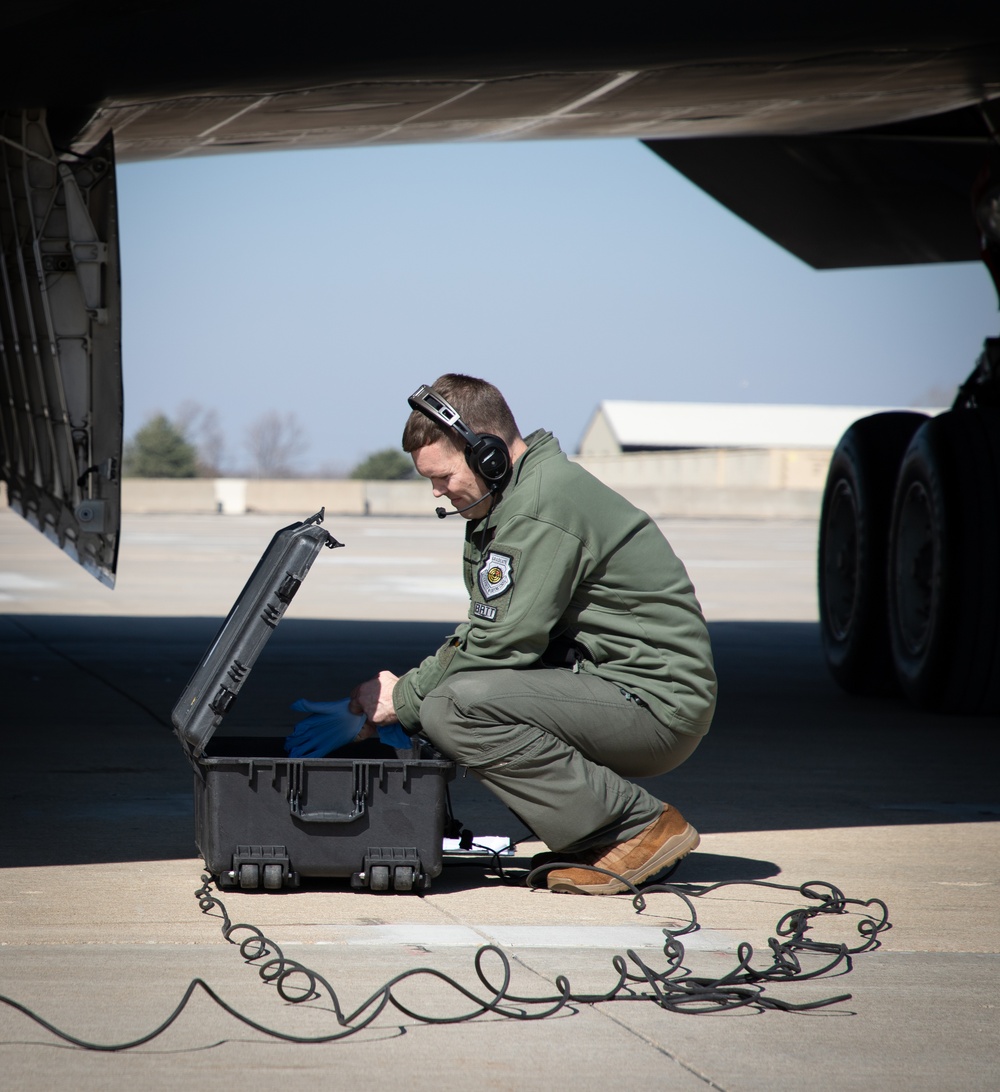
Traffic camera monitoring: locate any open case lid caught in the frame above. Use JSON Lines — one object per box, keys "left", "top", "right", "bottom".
{"left": 171, "top": 510, "right": 342, "bottom": 758}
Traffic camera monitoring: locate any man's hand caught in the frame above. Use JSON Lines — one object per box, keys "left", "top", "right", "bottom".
{"left": 349, "top": 671, "right": 400, "bottom": 738}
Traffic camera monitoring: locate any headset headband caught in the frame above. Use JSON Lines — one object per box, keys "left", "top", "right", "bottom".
{"left": 407, "top": 383, "right": 512, "bottom": 488}
{"left": 407, "top": 385, "right": 481, "bottom": 450}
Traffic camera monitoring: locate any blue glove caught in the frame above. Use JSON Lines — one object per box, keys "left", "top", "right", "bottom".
{"left": 285, "top": 699, "right": 416, "bottom": 757}
{"left": 376, "top": 724, "right": 415, "bottom": 750}
{"left": 285, "top": 698, "right": 365, "bottom": 757}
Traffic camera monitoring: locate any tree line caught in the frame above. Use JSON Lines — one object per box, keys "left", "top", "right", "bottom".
{"left": 123, "top": 402, "right": 414, "bottom": 480}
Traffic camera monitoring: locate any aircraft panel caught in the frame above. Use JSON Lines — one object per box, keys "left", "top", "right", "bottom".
{"left": 0, "top": 114, "right": 121, "bottom": 585}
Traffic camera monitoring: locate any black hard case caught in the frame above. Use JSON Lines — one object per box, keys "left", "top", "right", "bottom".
{"left": 171, "top": 511, "right": 455, "bottom": 893}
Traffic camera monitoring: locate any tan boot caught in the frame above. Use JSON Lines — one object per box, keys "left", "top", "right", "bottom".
{"left": 529, "top": 849, "right": 581, "bottom": 871}
{"left": 546, "top": 805, "right": 699, "bottom": 895}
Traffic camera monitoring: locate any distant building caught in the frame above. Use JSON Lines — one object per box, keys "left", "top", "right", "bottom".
{"left": 577, "top": 401, "right": 944, "bottom": 457}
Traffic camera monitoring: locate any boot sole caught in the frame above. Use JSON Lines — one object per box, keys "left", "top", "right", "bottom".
{"left": 548, "top": 824, "right": 700, "bottom": 895}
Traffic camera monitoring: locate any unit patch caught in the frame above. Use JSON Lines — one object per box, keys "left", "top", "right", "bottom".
{"left": 473, "top": 602, "right": 498, "bottom": 621}
{"left": 478, "top": 550, "right": 514, "bottom": 600}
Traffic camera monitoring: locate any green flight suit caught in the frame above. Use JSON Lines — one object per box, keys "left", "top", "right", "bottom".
{"left": 393, "top": 430, "right": 717, "bottom": 852}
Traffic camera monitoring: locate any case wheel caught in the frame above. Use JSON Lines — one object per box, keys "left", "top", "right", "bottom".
{"left": 369, "top": 865, "right": 390, "bottom": 892}
{"left": 239, "top": 863, "right": 259, "bottom": 889}
{"left": 263, "top": 864, "right": 283, "bottom": 890}
{"left": 393, "top": 865, "right": 414, "bottom": 892}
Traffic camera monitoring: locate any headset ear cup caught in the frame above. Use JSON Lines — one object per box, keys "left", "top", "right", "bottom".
{"left": 468, "top": 435, "right": 511, "bottom": 486}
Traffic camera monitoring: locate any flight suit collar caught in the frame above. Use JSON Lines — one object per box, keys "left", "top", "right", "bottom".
{"left": 466, "top": 429, "right": 560, "bottom": 543}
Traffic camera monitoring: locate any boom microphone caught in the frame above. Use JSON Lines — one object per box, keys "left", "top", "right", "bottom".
{"left": 436, "top": 489, "right": 494, "bottom": 518}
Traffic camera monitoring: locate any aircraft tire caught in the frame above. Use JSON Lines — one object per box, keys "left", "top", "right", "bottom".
{"left": 818, "top": 411, "right": 928, "bottom": 694}
{"left": 887, "top": 409, "right": 1000, "bottom": 713}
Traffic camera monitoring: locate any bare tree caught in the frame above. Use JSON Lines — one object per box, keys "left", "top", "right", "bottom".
{"left": 244, "top": 410, "right": 306, "bottom": 478}
{"left": 175, "top": 399, "right": 227, "bottom": 476}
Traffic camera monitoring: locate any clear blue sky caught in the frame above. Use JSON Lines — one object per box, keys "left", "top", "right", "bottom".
{"left": 117, "top": 138, "right": 999, "bottom": 475}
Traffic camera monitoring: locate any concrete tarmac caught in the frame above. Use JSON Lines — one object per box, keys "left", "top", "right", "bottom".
{"left": 1, "top": 508, "right": 998, "bottom": 1090}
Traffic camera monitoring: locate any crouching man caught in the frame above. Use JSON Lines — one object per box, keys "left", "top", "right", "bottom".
{"left": 351, "top": 374, "right": 716, "bottom": 894}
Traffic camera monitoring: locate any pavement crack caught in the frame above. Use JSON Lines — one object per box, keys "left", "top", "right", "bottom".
{"left": 7, "top": 617, "right": 173, "bottom": 729}
{"left": 429, "top": 902, "right": 728, "bottom": 1088}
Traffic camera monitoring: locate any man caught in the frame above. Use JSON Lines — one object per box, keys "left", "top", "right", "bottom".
{"left": 351, "top": 374, "right": 716, "bottom": 894}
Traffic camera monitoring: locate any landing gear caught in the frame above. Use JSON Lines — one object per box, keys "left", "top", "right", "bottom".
{"left": 818, "top": 412, "right": 927, "bottom": 694}
{"left": 887, "top": 408, "right": 1000, "bottom": 712}
{"left": 818, "top": 343, "right": 1000, "bottom": 713}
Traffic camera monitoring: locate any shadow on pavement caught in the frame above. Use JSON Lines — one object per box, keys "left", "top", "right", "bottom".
{"left": 1, "top": 615, "right": 997, "bottom": 870}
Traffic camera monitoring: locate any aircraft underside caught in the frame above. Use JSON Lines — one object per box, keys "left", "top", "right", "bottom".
{"left": 1, "top": 5, "right": 1000, "bottom": 709}
{"left": 0, "top": 112, "right": 121, "bottom": 586}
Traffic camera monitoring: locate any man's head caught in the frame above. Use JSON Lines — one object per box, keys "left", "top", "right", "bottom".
{"left": 403, "top": 374, "right": 526, "bottom": 519}
{"left": 402, "top": 374, "right": 521, "bottom": 453}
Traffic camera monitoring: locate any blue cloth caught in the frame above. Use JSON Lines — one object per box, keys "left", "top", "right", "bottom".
{"left": 375, "top": 723, "right": 414, "bottom": 750}
{"left": 285, "top": 698, "right": 414, "bottom": 757}
{"left": 285, "top": 698, "right": 365, "bottom": 757}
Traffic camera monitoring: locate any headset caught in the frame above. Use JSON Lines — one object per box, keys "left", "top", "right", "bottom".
{"left": 407, "top": 385, "right": 512, "bottom": 513}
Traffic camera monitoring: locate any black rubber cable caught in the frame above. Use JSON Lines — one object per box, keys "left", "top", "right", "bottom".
{"left": 0, "top": 868, "right": 890, "bottom": 1049}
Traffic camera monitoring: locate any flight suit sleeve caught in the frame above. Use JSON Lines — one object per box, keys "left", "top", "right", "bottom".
{"left": 392, "top": 513, "right": 587, "bottom": 733}
{"left": 392, "top": 627, "right": 467, "bottom": 733}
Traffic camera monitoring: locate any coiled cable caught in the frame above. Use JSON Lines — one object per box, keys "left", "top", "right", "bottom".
{"left": 0, "top": 868, "right": 890, "bottom": 1050}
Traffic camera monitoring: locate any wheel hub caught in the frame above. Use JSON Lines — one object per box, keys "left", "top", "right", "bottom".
{"left": 824, "top": 478, "right": 859, "bottom": 641}
{"left": 894, "top": 480, "right": 935, "bottom": 657}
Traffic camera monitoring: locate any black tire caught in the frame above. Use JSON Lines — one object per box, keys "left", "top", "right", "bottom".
{"left": 888, "top": 409, "right": 1000, "bottom": 712}
{"left": 393, "top": 865, "right": 414, "bottom": 892}
{"left": 263, "top": 864, "right": 283, "bottom": 890}
{"left": 239, "top": 863, "right": 259, "bottom": 889}
{"left": 818, "top": 412, "right": 928, "bottom": 694}
{"left": 369, "top": 865, "right": 390, "bottom": 892}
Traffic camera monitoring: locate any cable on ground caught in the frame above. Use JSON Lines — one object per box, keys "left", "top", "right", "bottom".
{"left": 0, "top": 865, "right": 890, "bottom": 1050}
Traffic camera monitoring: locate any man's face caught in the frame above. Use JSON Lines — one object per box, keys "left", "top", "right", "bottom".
{"left": 412, "top": 438, "right": 491, "bottom": 520}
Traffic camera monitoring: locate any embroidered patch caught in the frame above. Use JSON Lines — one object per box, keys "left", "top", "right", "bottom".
{"left": 473, "top": 602, "right": 497, "bottom": 621}
{"left": 478, "top": 550, "right": 513, "bottom": 600}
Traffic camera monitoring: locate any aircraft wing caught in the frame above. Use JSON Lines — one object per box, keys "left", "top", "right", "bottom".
{"left": 645, "top": 102, "right": 999, "bottom": 269}
{"left": 2, "top": 6, "right": 1000, "bottom": 583}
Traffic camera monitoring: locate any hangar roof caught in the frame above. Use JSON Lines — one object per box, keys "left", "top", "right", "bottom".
{"left": 577, "top": 401, "right": 943, "bottom": 455}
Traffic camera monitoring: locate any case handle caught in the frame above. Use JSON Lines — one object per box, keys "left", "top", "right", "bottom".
{"left": 289, "top": 795, "right": 366, "bottom": 824}
{"left": 288, "top": 763, "right": 368, "bottom": 823}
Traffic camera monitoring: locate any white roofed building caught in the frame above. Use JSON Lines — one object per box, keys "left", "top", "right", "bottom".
{"left": 573, "top": 401, "right": 944, "bottom": 519}
{"left": 578, "top": 401, "right": 943, "bottom": 456}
